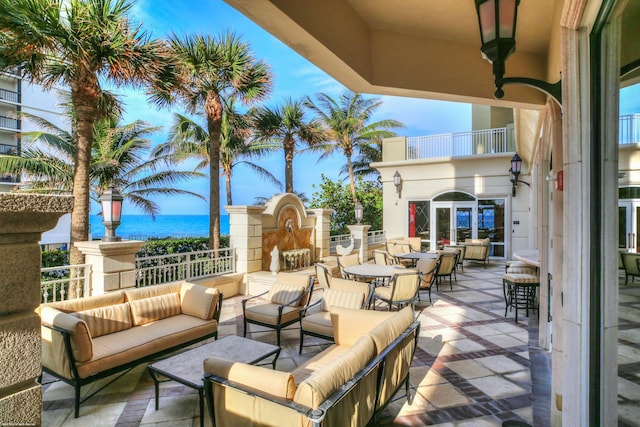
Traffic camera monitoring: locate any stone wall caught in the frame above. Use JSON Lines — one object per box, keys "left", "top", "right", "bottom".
{"left": 0, "top": 193, "right": 73, "bottom": 426}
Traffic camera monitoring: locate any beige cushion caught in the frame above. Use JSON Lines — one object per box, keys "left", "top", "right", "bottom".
{"left": 301, "top": 311, "right": 333, "bottom": 338}
{"left": 330, "top": 307, "right": 395, "bottom": 346}
{"left": 367, "top": 306, "right": 414, "bottom": 354}
{"left": 180, "top": 282, "right": 220, "bottom": 320}
{"left": 71, "top": 302, "right": 132, "bottom": 338}
{"left": 244, "top": 303, "right": 299, "bottom": 326}
{"left": 294, "top": 334, "right": 375, "bottom": 409}
{"left": 321, "top": 288, "right": 365, "bottom": 311}
{"left": 77, "top": 314, "right": 217, "bottom": 378}
{"left": 124, "top": 282, "right": 182, "bottom": 301}
{"left": 204, "top": 357, "right": 296, "bottom": 400}
{"left": 45, "top": 291, "right": 125, "bottom": 313}
{"left": 268, "top": 282, "right": 305, "bottom": 305}
{"left": 328, "top": 278, "right": 370, "bottom": 297}
{"left": 503, "top": 273, "right": 540, "bottom": 284}
{"left": 275, "top": 272, "right": 310, "bottom": 287}
{"left": 129, "top": 293, "right": 181, "bottom": 326}
{"left": 40, "top": 306, "right": 93, "bottom": 363}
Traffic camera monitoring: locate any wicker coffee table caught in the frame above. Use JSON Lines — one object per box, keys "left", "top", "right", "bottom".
{"left": 148, "top": 335, "right": 280, "bottom": 427}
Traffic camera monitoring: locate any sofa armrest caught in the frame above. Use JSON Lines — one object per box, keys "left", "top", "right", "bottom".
{"left": 40, "top": 306, "right": 93, "bottom": 364}
{"left": 204, "top": 371, "right": 315, "bottom": 426}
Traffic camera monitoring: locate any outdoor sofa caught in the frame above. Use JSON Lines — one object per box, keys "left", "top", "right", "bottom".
{"left": 462, "top": 238, "right": 491, "bottom": 267}
{"left": 204, "top": 305, "right": 420, "bottom": 427}
{"left": 39, "top": 281, "right": 222, "bottom": 418}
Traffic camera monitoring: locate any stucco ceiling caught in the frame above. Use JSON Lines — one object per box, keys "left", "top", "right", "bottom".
{"left": 224, "top": 0, "right": 561, "bottom": 108}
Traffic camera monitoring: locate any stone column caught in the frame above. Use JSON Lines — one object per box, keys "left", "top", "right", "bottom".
{"left": 0, "top": 193, "right": 72, "bottom": 426}
{"left": 226, "top": 205, "right": 266, "bottom": 274}
{"left": 309, "top": 208, "right": 333, "bottom": 261}
{"left": 75, "top": 240, "right": 144, "bottom": 295}
{"left": 348, "top": 224, "right": 371, "bottom": 264}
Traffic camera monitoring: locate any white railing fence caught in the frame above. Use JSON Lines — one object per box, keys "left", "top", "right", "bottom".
{"left": 367, "top": 230, "right": 387, "bottom": 246}
{"left": 620, "top": 114, "right": 640, "bottom": 145}
{"left": 135, "top": 247, "right": 235, "bottom": 287}
{"left": 40, "top": 264, "right": 91, "bottom": 303}
{"left": 407, "top": 127, "right": 514, "bottom": 160}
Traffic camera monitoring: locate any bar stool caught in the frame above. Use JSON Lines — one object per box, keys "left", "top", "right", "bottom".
{"left": 503, "top": 273, "right": 540, "bottom": 322}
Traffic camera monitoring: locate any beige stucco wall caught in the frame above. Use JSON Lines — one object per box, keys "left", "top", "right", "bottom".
{"left": 374, "top": 153, "right": 531, "bottom": 257}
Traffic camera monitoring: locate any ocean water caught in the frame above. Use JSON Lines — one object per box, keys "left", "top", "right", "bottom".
{"left": 89, "top": 215, "right": 229, "bottom": 240}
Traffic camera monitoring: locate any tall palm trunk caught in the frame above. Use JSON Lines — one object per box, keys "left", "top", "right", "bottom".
{"left": 225, "top": 172, "right": 232, "bottom": 206}
{"left": 284, "top": 136, "right": 294, "bottom": 193}
{"left": 69, "top": 91, "right": 99, "bottom": 267}
{"left": 346, "top": 155, "right": 356, "bottom": 198}
{"left": 205, "top": 97, "right": 223, "bottom": 250}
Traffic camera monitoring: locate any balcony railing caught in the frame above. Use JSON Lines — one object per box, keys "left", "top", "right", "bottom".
{"left": 135, "top": 247, "right": 235, "bottom": 287}
{"left": 0, "top": 88, "right": 19, "bottom": 103}
{"left": 0, "top": 143, "right": 17, "bottom": 155}
{"left": 41, "top": 264, "right": 91, "bottom": 303}
{"left": 330, "top": 230, "right": 386, "bottom": 255}
{"left": 405, "top": 114, "right": 640, "bottom": 161}
{"left": 620, "top": 114, "right": 640, "bottom": 145}
{"left": 407, "top": 127, "right": 515, "bottom": 160}
{"left": 0, "top": 115, "right": 18, "bottom": 130}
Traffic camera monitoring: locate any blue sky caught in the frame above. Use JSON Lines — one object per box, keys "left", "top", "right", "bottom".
{"left": 108, "top": 0, "right": 640, "bottom": 216}
{"left": 104, "top": 0, "right": 472, "bottom": 215}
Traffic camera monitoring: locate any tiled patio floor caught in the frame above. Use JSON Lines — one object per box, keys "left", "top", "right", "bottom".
{"left": 42, "top": 261, "right": 550, "bottom": 426}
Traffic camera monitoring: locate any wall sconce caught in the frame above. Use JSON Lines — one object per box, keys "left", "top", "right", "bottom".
{"left": 354, "top": 200, "right": 364, "bottom": 225}
{"left": 475, "top": 0, "right": 561, "bottom": 105}
{"left": 509, "top": 153, "right": 530, "bottom": 196}
{"left": 393, "top": 170, "right": 402, "bottom": 204}
{"left": 100, "top": 186, "right": 123, "bottom": 242}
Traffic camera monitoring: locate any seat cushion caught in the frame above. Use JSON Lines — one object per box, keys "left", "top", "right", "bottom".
{"left": 129, "top": 293, "right": 182, "bottom": 326}
{"left": 301, "top": 311, "right": 333, "bottom": 338}
{"left": 76, "top": 314, "right": 217, "bottom": 378}
{"left": 244, "top": 303, "right": 299, "bottom": 326}
{"left": 373, "top": 286, "right": 393, "bottom": 300}
{"left": 71, "top": 302, "right": 132, "bottom": 338}
{"left": 503, "top": 273, "right": 540, "bottom": 284}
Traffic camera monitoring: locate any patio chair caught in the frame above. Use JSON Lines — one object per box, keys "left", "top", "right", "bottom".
{"left": 373, "top": 249, "right": 391, "bottom": 265}
{"left": 371, "top": 271, "right": 421, "bottom": 311}
{"left": 242, "top": 273, "right": 314, "bottom": 347}
{"left": 621, "top": 252, "right": 640, "bottom": 285}
{"left": 386, "top": 242, "right": 413, "bottom": 267}
{"left": 444, "top": 244, "right": 466, "bottom": 272}
{"left": 337, "top": 253, "right": 360, "bottom": 279}
{"left": 435, "top": 251, "right": 457, "bottom": 290}
{"left": 298, "top": 280, "right": 369, "bottom": 353}
{"left": 416, "top": 257, "right": 440, "bottom": 303}
{"left": 315, "top": 263, "right": 332, "bottom": 289}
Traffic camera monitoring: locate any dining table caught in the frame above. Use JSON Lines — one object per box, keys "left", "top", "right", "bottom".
{"left": 513, "top": 249, "right": 540, "bottom": 268}
{"left": 343, "top": 264, "right": 411, "bottom": 282}
{"left": 393, "top": 252, "right": 438, "bottom": 267}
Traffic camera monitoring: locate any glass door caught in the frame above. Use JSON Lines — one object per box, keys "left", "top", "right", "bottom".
{"left": 432, "top": 202, "right": 477, "bottom": 248}
{"left": 618, "top": 200, "right": 640, "bottom": 252}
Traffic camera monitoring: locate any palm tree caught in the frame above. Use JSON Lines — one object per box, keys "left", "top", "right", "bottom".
{"left": 150, "top": 31, "right": 271, "bottom": 250}
{"left": 250, "top": 97, "right": 326, "bottom": 193}
{"left": 0, "top": 112, "right": 205, "bottom": 217}
{"left": 343, "top": 137, "right": 383, "bottom": 181}
{"left": 0, "top": 0, "right": 164, "bottom": 264}
{"left": 304, "top": 91, "right": 404, "bottom": 198}
{"left": 153, "top": 107, "right": 282, "bottom": 206}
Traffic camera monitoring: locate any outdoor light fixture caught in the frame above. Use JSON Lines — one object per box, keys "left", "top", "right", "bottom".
{"left": 393, "top": 170, "right": 402, "bottom": 204}
{"left": 509, "top": 153, "right": 530, "bottom": 196}
{"left": 474, "top": 0, "right": 561, "bottom": 105}
{"left": 100, "top": 186, "right": 123, "bottom": 242}
{"left": 354, "top": 200, "right": 364, "bottom": 225}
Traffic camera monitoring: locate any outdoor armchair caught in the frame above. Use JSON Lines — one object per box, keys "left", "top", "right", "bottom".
{"left": 416, "top": 257, "right": 440, "bottom": 303}
{"left": 435, "top": 251, "right": 457, "bottom": 290}
{"left": 243, "top": 273, "right": 314, "bottom": 347}
{"left": 386, "top": 241, "right": 414, "bottom": 267}
{"left": 621, "top": 252, "right": 640, "bottom": 285}
{"left": 337, "top": 253, "right": 360, "bottom": 279}
{"left": 373, "top": 249, "right": 394, "bottom": 265}
{"left": 298, "top": 280, "right": 370, "bottom": 353}
{"left": 444, "top": 244, "right": 466, "bottom": 272}
{"left": 315, "top": 263, "right": 332, "bottom": 289}
{"left": 371, "top": 271, "right": 421, "bottom": 311}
